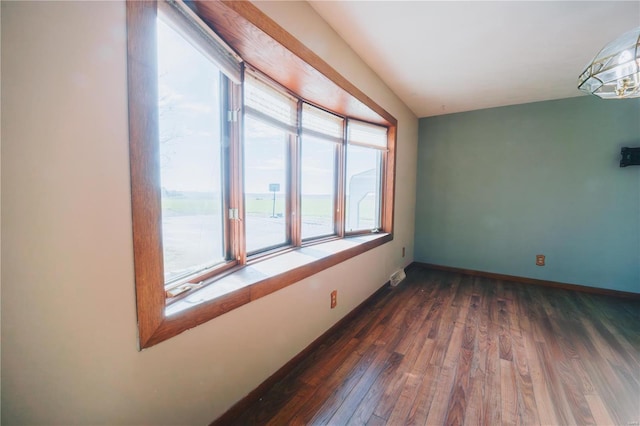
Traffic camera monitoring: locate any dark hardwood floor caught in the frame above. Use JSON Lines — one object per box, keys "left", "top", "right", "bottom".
{"left": 223, "top": 266, "right": 640, "bottom": 425}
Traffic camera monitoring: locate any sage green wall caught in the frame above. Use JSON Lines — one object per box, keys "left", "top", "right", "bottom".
{"left": 415, "top": 96, "right": 640, "bottom": 293}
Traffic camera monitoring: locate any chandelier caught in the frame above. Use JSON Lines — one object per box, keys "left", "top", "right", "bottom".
{"left": 578, "top": 27, "right": 640, "bottom": 99}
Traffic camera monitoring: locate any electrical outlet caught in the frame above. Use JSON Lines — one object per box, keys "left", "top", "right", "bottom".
{"left": 536, "top": 254, "right": 545, "bottom": 266}
{"left": 330, "top": 290, "right": 337, "bottom": 309}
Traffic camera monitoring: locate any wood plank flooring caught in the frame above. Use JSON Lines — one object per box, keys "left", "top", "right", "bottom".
{"left": 223, "top": 266, "right": 640, "bottom": 425}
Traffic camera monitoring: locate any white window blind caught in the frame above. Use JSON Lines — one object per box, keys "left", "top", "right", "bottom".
{"left": 348, "top": 119, "right": 388, "bottom": 149}
{"left": 244, "top": 74, "right": 298, "bottom": 134}
{"left": 301, "top": 103, "right": 344, "bottom": 143}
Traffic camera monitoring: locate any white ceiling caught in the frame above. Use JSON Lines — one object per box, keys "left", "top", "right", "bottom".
{"left": 308, "top": 1, "right": 640, "bottom": 117}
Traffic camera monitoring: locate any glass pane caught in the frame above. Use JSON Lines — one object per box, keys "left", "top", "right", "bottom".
{"left": 244, "top": 115, "right": 288, "bottom": 253}
{"left": 301, "top": 136, "right": 337, "bottom": 240}
{"left": 345, "top": 145, "right": 382, "bottom": 232}
{"left": 157, "top": 18, "right": 226, "bottom": 284}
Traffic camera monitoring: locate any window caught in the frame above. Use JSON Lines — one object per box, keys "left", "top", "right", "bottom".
{"left": 243, "top": 75, "right": 297, "bottom": 253}
{"left": 345, "top": 120, "right": 388, "bottom": 233}
{"left": 156, "top": 16, "right": 228, "bottom": 285}
{"left": 300, "top": 104, "right": 343, "bottom": 240}
{"left": 127, "top": 0, "right": 397, "bottom": 348}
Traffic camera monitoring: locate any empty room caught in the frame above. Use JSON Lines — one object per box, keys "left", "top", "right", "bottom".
{"left": 1, "top": 0, "right": 639, "bottom": 425}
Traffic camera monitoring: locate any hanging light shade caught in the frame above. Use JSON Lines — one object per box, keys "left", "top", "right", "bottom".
{"left": 578, "top": 26, "right": 640, "bottom": 99}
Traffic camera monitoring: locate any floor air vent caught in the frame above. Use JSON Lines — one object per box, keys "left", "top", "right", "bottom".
{"left": 390, "top": 269, "right": 406, "bottom": 287}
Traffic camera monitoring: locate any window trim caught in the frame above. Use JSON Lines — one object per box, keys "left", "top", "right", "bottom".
{"left": 127, "top": 0, "right": 397, "bottom": 349}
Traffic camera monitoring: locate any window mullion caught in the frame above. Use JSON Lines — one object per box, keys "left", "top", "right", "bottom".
{"left": 336, "top": 120, "right": 348, "bottom": 237}
{"left": 221, "top": 76, "right": 233, "bottom": 263}
{"left": 291, "top": 101, "right": 303, "bottom": 246}
{"left": 380, "top": 149, "right": 388, "bottom": 232}
{"left": 289, "top": 134, "right": 300, "bottom": 247}
{"left": 375, "top": 149, "right": 383, "bottom": 230}
{"left": 230, "top": 73, "right": 246, "bottom": 265}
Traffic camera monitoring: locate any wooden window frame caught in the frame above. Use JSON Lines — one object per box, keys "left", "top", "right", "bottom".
{"left": 127, "top": 0, "right": 397, "bottom": 349}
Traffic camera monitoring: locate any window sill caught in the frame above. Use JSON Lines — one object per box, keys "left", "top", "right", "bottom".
{"left": 144, "top": 233, "right": 392, "bottom": 348}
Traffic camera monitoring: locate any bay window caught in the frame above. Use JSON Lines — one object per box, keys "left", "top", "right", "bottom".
{"left": 127, "top": 0, "right": 397, "bottom": 348}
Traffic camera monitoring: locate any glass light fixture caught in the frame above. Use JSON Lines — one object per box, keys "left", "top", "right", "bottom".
{"left": 578, "top": 26, "right": 640, "bottom": 99}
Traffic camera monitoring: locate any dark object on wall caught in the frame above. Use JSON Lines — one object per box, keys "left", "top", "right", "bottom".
{"left": 620, "top": 147, "right": 640, "bottom": 167}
